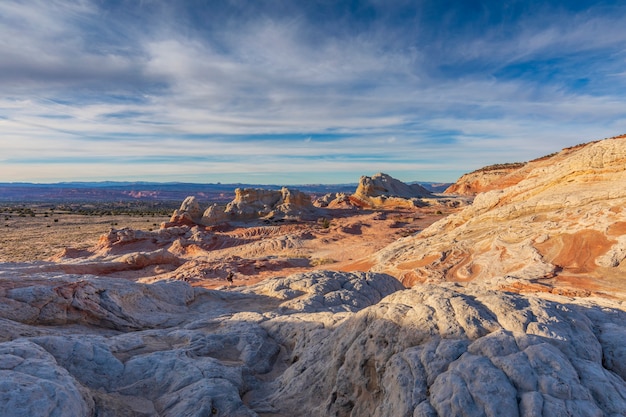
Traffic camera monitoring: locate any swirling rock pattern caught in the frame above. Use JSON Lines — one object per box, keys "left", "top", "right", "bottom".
{"left": 372, "top": 136, "right": 626, "bottom": 296}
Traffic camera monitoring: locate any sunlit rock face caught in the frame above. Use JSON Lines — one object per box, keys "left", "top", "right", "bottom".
{"left": 444, "top": 162, "right": 527, "bottom": 196}
{"left": 442, "top": 140, "right": 614, "bottom": 197}
{"left": 267, "top": 282, "right": 626, "bottom": 417}
{"left": 169, "top": 195, "right": 204, "bottom": 225}
{"left": 372, "top": 135, "right": 626, "bottom": 295}
{"left": 350, "top": 172, "right": 434, "bottom": 209}
{"left": 1, "top": 268, "right": 625, "bottom": 416}
{"left": 314, "top": 173, "right": 465, "bottom": 210}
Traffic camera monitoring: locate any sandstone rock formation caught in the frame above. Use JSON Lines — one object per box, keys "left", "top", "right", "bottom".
{"left": 313, "top": 192, "right": 355, "bottom": 209}
{"left": 444, "top": 162, "right": 526, "bottom": 195}
{"left": 443, "top": 139, "right": 605, "bottom": 196}
{"left": 269, "top": 282, "right": 626, "bottom": 417}
{"left": 3, "top": 136, "right": 626, "bottom": 416}
{"left": 168, "top": 196, "right": 204, "bottom": 225}
{"left": 1, "top": 267, "right": 625, "bottom": 416}
{"left": 170, "top": 187, "right": 318, "bottom": 226}
{"left": 350, "top": 172, "right": 434, "bottom": 209}
{"left": 314, "top": 173, "right": 466, "bottom": 210}
{"left": 0, "top": 270, "right": 402, "bottom": 416}
{"left": 46, "top": 205, "right": 448, "bottom": 287}
{"left": 372, "top": 135, "right": 626, "bottom": 296}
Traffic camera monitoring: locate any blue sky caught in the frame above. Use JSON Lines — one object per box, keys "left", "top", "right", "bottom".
{"left": 1, "top": 0, "right": 626, "bottom": 184}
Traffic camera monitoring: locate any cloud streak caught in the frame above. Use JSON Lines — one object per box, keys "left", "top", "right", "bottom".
{"left": 1, "top": 0, "right": 626, "bottom": 184}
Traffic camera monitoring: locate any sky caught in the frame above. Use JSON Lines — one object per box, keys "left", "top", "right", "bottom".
{"left": 1, "top": 0, "right": 626, "bottom": 185}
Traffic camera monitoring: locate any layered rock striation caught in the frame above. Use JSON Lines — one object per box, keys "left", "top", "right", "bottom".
{"left": 444, "top": 162, "right": 526, "bottom": 195}
{"left": 443, "top": 139, "right": 606, "bottom": 196}
{"left": 372, "top": 135, "right": 626, "bottom": 294}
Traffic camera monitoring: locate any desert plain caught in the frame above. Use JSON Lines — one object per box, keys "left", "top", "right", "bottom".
{"left": 1, "top": 138, "right": 626, "bottom": 416}
{"left": 0, "top": 208, "right": 171, "bottom": 262}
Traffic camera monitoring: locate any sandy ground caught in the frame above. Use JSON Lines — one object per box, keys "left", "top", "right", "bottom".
{"left": 0, "top": 206, "right": 454, "bottom": 290}
{"left": 2, "top": 206, "right": 623, "bottom": 299}
{"left": 0, "top": 211, "right": 170, "bottom": 262}
{"left": 179, "top": 208, "right": 452, "bottom": 289}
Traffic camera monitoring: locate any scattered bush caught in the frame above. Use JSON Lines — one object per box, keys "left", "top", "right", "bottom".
{"left": 310, "top": 257, "right": 337, "bottom": 266}
{"left": 472, "top": 162, "right": 526, "bottom": 174}
{"left": 318, "top": 217, "right": 331, "bottom": 229}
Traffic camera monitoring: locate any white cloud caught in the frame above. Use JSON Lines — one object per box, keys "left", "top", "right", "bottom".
{"left": 1, "top": 1, "right": 626, "bottom": 183}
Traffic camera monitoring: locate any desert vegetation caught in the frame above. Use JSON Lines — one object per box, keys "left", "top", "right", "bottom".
{"left": 0, "top": 203, "right": 172, "bottom": 262}
{"left": 470, "top": 161, "right": 526, "bottom": 173}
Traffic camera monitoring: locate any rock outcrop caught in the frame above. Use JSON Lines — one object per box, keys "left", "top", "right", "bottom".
{"left": 0, "top": 339, "right": 96, "bottom": 417}
{"left": 444, "top": 162, "right": 526, "bottom": 195}
{"left": 443, "top": 140, "right": 605, "bottom": 196}
{"left": 350, "top": 173, "right": 434, "bottom": 209}
{"left": 49, "top": 206, "right": 443, "bottom": 285}
{"left": 372, "top": 135, "right": 626, "bottom": 295}
{"left": 0, "top": 268, "right": 194, "bottom": 330}
{"left": 314, "top": 192, "right": 355, "bottom": 209}
{"left": 0, "top": 270, "right": 404, "bottom": 416}
{"left": 169, "top": 196, "right": 204, "bottom": 225}
{"left": 170, "top": 187, "right": 318, "bottom": 226}
{"left": 269, "top": 282, "right": 626, "bottom": 417}
{"left": 1, "top": 267, "right": 625, "bottom": 416}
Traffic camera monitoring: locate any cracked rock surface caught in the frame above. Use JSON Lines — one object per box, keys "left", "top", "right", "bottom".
{"left": 270, "top": 283, "right": 626, "bottom": 416}
{"left": 1, "top": 267, "right": 625, "bottom": 416}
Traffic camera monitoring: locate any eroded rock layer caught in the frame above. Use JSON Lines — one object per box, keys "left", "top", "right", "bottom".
{"left": 444, "top": 162, "right": 526, "bottom": 195}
